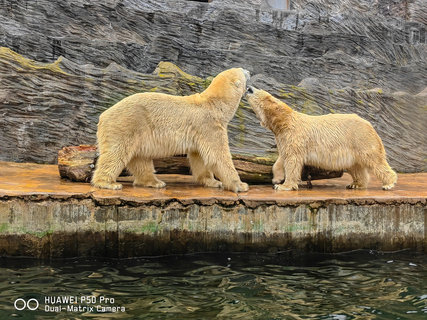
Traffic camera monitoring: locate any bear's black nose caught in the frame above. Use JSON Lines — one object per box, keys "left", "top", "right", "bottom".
{"left": 247, "top": 86, "right": 254, "bottom": 94}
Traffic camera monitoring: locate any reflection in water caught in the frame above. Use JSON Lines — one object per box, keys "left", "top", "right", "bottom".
{"left": 0, "top": 251, "right": 426, "bottom": 319}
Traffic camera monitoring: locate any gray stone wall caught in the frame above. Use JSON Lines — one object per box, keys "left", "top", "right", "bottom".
{"left": 0, "top": 0, "right": 425, "bottom": 171}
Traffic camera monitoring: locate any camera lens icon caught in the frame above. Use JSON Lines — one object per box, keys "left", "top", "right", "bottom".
{"left": 14, "top": 298, "right": 39, "bottom": 311}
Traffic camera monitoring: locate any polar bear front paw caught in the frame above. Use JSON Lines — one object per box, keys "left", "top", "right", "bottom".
{"left": 237, "top": 182, "right": 249, "bottom": 192}
{"left": 229, "top": 181, "right": 249, "bottom": 193}
{"left": 93, "top": 182, "right": 123, "bottom": 190}
{"left": 382, "top": 183, "right": 395, "bottom": 190}
{"left": 272, "top": 178, "right": 284, "bottom": 185}
{"left": 346, "top": 183, "right": 366, "bottom": 189}
{"left": 274, "top": 183, "right": 298, "bottom": 191}
{"left": 203, "top": 178, "right": 223, "bottom": 189}
{"left": 134, "top": 178, "right": 166, "bottom": 188}
{"left": 150, "top": 180, "right": 167, "bottom": 188}
{"left": 346, "top": 183, "right": 359, "bottom": 189}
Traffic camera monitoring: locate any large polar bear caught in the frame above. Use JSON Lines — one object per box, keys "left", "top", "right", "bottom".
{"left": 92, "top": 68, "right": 250, "bottom": 193}
{"left": 246, "top": 87, "right": 397, "bottom": 191}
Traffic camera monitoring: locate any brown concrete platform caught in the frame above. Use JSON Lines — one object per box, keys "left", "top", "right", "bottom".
{"left": 0, "top": 161, "right": 426, "bottom": 258}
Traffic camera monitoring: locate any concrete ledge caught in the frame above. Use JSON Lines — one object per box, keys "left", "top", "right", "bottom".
{"left": 0, "top": 162, "right": 426, "bottom": 258}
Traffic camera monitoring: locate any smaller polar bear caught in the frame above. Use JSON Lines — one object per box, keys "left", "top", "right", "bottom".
{"left": 92, "top": 68, "right": 250, "bottom": 193}
{"left": 246, "top": 87, "right": 397, "bottom": 191}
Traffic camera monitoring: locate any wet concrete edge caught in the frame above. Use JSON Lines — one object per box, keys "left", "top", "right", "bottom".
{"left": 0, "top": 197, "right": 425, "bottom": 258}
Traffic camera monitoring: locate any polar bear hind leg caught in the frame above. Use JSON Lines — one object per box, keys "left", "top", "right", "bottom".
{"left": 371, "top": 159, "right": 397, "bottom": 190}
{"left": 128, "top": 156, "right": 166, "bottom": 188}
{"left": 354, "top": 150, "right": 397, "bottom": 190}
{"left": 274, "top": 155, "right": 302, "bottom": 191}
{"left": 188, "top": 152, "right": 222, "bottom": 188}
{"left": 92, "top": 151, "right": 126, "bottom": 190}
{"left": 272, "top": 156, "right": 285, "bottom": 185}
{"left": 198, "top": 137, "right": 248, "bottom": 193}
{"left": 346, "top": 164, "right": 370, "bottom": 189}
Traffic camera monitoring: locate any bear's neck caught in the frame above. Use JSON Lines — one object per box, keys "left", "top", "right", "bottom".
{"left": 264, "top": 103, "right": 293, "bottom": 134}
{"left": 201, "top": 93, "right": 241, "bottom": 123}
{"left": 215, "top": 99, "right": 241, "bottom": 123}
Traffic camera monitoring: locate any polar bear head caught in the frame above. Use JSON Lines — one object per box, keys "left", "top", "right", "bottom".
{"left": 246, "top": 86, "right": 293, "bottom": 130}
{"left": 201, "top": 68, "right": 250, "bottom": 122}
{"left": 203, "top": 68, "right": 250, "bottom": 103}
{"left": 245, "top": 86, "right": 271, "bottom": 128}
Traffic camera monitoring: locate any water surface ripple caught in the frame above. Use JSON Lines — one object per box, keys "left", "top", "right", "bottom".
{"left": 0, "top": 251, "right": 426, "bottom": 319}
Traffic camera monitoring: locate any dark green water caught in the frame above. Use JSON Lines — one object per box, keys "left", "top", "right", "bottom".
{"left": 0, "top": 250, "right": 426, "bottom": 319}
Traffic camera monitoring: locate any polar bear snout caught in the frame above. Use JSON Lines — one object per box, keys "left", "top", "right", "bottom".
{"left": 241, "top": 68, "right": 251, "bottom": 82}
{"left": 246, "top": 86, "right": 258, "bottom": 97}
{"left": 245, "top": 86, "right": 262, "bottom": 97}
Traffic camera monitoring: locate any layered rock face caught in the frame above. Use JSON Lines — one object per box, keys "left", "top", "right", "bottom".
{"left": 0, "top": 0, "right": 425, "bottom": 172}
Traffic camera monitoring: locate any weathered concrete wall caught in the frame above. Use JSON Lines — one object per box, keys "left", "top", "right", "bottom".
{"left": 0, "top": 198, "right": 425, "bottom": 258}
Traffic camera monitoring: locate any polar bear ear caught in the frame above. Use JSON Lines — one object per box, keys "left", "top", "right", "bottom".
{"left": 234, "top": 80, "right": 241, "bottom": 87}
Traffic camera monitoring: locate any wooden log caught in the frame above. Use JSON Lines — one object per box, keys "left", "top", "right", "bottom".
{"left": 58, "top": 145, "right": 97, "bottom": 183}
{"left": 58, "top": 145, "right": 343, "bottom": 184}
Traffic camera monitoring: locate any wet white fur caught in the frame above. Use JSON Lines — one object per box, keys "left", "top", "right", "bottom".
{"left": 247, "top": 88, "right": 397, "bottom": 191}
{"left": 92, "top": 68, "right": 250, "bottom": 192}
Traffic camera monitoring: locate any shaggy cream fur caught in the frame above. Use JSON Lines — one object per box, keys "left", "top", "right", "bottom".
{"left": 92, "top": 68, "right": 250, "bottom": 193}
{"left": 246, "top": 87, "right": 397, "bottom": 191}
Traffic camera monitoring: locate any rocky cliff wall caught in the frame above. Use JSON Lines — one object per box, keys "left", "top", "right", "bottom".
{"left": 0, "top": 0, "right": 425, "bottom": 172}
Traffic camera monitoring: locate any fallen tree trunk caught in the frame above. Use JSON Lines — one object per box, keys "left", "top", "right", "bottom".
{"left": 58, "top": 145, "right": 343, "bottom": 184}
